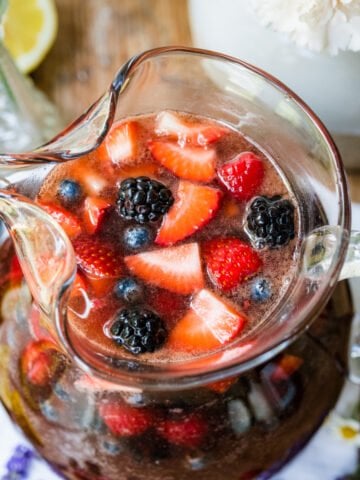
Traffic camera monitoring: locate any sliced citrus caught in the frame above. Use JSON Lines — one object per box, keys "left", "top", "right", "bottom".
{"left": 3, "top": 0, "right": 58, "bottom": 73}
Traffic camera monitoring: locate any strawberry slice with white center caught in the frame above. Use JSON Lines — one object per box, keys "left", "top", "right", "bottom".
{"left": 155, "top": 110, "right": 228, "bottom": 145}
{"left": 39, "top": 203, "right": 82, "bottom": 239}
{"left": 83, "top": 197, "right": 111, "bottom": 234}
{"left": 20, "top": 340, "right": 65, "bottom": 387}
{"left": 148, "top": 140, "right": 216, "bottom": 182}
{"left": 155, "top": 181, "right": 222, "bottom": 246}
{"left": 125, "top": 242, "right": 204, "bottom": 295}
{"left": 97, "top": 120, "right": 139, "bottom": 165}
{"left": 169, "top": 289, "right": 246, "bottom": 352}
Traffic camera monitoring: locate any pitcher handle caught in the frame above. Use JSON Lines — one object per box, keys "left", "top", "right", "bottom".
{"left": 337, "top": 231, "right": 360, "bottom": 384}
{"left": 304, "top": 228, "right": 360, "bottom": 384}
{"left": 0, "top": 190, "right": 76, "bottom": 317}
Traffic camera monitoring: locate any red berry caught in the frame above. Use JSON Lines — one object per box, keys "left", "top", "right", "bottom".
{"left": 21, "top": 340, "right": 64, "bottom": 387}
{"left": 149, "top": 140, "right": 217, "bottom": 182}
{"left": 125, "top": 242, "right": 204, "bottom": 295}
{"left": 155, "top": 181, "right": 222, "bottom": 246}
{"left": 217, "top": 152, "right": 264, "bottom": 201}
{"left": 169, "top": 289, "right": 246, "bottom": 352}
{"left": 96, "top": 120, "right": 139, "bottom": 166}
{"left": 39, "top": 202, "right": 82, "bottom": 239}
{"left": 98, "top": 402, "right": 153, "bottom": 437}
{"left": 155, "top": 110, "right": 228, "bottom": 146}
{"left": 158, "top": 413, "right": 208, "bottom": 449}
{"left": 74, "top": 236, "right": 123, "bottom": 279}
{"left": 203, "top": 237, "right": 262, "bottom": 291}
{"left": 83, "top": 197, "right": 111, "bottom": 234}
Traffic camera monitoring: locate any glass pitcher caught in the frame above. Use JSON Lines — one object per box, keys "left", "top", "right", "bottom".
{"left": 0, "top": 0, "right": 62, "bottom": 153}
{"left": 0, "top": 47, "right": 359, "bottom": 480}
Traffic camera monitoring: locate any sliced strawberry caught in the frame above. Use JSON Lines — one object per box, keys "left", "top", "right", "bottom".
{"left": 20, "top": 340, "right": 64, "bottom": 387}
{"left": 96, "top": 120, "right": 139, "bottom": 165}
{"left": 39, "top": 203, "right": 82, "bottom": 239}
{"left": 157, "top": 412, "right": 208, "bottom": 448}
{"left": 98, "top": 402, "right": 153, "bottom": 437}
{"left": 125, "top": 242, "right": 204, "bottom": 295}
{"left": 155, "top": 111, "right": 228, "bottom": 145}
{"left": 217, "top": 152, "right": 264, "bottom": 201}
{"left": 169, "top": 289, "right": 246, "bottom": 352}
{"left": 203, "top": 237, "right": 262, "bottom": 291}
{"left": 83, "top": 197, "right": 111, "bottom": 234}
{"left": 74, "top": 236, "right": 122, "bottom": 279}
{"left": 156, "top": 181, "right": 222, "bottom": 245}
{"left": 148, "top": 141, "right": 216, "bottom": 182}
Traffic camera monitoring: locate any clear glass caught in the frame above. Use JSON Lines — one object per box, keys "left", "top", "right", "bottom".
{"left": 0, "top": 47, "right": 358, "bottom": 479}
{"left": 0, "top": 0, "right": 62, "bottom": 152}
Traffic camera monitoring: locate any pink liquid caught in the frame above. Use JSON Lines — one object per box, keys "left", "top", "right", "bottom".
{"left": 0, "top": 111, "right": 351, "bottom": 480}
{"left": 37, "top": 111, "right": 300, "bottom": 364}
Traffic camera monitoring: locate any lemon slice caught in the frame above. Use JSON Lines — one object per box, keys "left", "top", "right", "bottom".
{"left": 2, "top": 0, "right": 58, "bottom": 73}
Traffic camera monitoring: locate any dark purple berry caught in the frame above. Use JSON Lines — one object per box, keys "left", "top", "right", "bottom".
{"left": 110, "top": 308, "right": 166, "bottom": 355}
{"left": 246, "top": 196, "right": 295, "bottom": 249}
{"left": 117, "top": 177, "right": 173, "bottom": 224}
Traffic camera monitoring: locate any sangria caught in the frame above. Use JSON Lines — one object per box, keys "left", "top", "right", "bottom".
{"left": 0, "top": 47, "right": 357, "bottom": 480}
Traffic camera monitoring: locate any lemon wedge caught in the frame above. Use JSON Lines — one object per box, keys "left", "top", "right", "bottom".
{"left": 2, "top": 0, "right": 58, "bottom": 73}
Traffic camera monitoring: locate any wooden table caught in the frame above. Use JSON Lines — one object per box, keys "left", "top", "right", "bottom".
{"left": 32, "top": 0, "right": 360, "bottom": 202}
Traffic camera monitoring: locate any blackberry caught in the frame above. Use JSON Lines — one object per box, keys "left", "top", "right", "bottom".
{"left": 110, "top": 307, "right": 167, "bottom": 355}
{"left": 117, "top": 177, "right": 174, "bottom": 224}
{"left": 246, "top": 196, "right": 295, "bottom": 249}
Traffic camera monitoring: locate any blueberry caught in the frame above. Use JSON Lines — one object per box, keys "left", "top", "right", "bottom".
{"left": 114, "top": 278, "right": 143, "bottom": 304}
{"left": 58, "top": 179, "right": 82, "bottom": 205}
{"left": 251, "top": 278, "right": 272, "bottom": 302}
{"left": 102, "top": 439, "right": 124, "bottom": 456}
{"left": 124, "top": 225, "right": 152, "bottom": 249}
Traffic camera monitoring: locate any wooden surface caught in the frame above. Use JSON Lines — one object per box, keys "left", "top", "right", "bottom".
{"left": 33, "top": 0, "right": 192, "bottom": 123}
{"left": 32, "top": 0, "right": 360, "bottom": 202}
